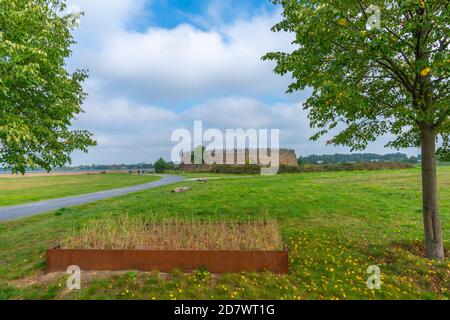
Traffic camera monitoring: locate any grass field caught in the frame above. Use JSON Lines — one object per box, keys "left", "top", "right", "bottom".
{"left": 0, "top": 167, "right": 449, "bottom": 300}
{"left": 0, "top": 174, "right": 161, "bottom": 207}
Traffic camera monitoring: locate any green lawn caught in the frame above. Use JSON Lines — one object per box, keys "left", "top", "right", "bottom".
{"left": 0, "top": 174, "right": 161, "bottom": 207}
{"left": 0, "top": 168, "right": 449, "bottom": 300}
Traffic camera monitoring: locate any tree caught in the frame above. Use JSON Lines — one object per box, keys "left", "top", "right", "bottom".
{"left": 166, "top": 161, "right": 176, "bottom": 170}
{"left": 0, "top": 0, "right": 96, "bottom": 174}
{"left": 264, "top": 0, "right": 449, "bottom": 259}
{"left": 154, "top": 158, "right": 168, "bottom": 174}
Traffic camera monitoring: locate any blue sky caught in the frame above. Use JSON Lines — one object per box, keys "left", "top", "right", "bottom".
{"left": 67, "top": 0, "right": 418, "bottom": 165}
{"left": 135, "top": 0, "right": 276, "bottom": 30}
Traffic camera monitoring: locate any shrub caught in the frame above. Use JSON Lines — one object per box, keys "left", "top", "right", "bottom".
{"left": 181, "top": 162, "right": 414, "bottom": 174}
{"left": 154, "top": 158, "right": 169, "bottom": 173}
{"left": 210, "top": 164, "right": 261, "bottom": 174}
{"left": 278, "top": 162, "right": 414, "bottom": 173}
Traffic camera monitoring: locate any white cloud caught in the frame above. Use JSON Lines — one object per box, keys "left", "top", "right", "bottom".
{"left": 72, "top": 94, "right": 417, "bottom": 165}
{"left": 184, "top": 97, "right": 308, "bottom": 134}
{"left": 69, "top": 4, "right": 294, "bottom": 102}
{"left": 73, "top": 96, "right": 310, "bottom": 164}
{"left": 67, "top": 1, "right": 419, "bottom": 165}
{"left": 69, "top": 5, "right": 295, "bottom": 117}
{"left": 70, "top": 0, "right": 145, "bottom": 35}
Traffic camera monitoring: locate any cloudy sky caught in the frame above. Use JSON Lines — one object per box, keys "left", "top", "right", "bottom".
{"left": 67, "top": 0, "right": 418, "bottom": 165}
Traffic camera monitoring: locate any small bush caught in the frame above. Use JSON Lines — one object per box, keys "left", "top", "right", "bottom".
{"left": 153, "top": 158, "right": 175, "bottom": 173}
{"left": 210, "top": 164, "right": 261, "bottom": 174}
{"left": 278, "top": 162, "right": 414, "bottom": 173}
{"left": 181, "top": 162, "right": 414, "bottom": 174}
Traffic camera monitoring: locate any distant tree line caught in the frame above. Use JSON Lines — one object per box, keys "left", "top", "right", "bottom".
{"left": 4, "top": 153, "right": 444, "bottom": 173}
{"left": 1, "top": 163, "right": 155, "bottom": 172}
{"left": 1, "top": 159, "right": 182, "bottom": 173}
{"left": 58, "top": 163, "right": 155, "bottom": 171}
{"left": 298, "top": 153, "right": 419, "bottom": 165}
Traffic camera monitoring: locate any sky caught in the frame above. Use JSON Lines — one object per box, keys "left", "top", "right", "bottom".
{"left": 67, "top": 0, "right": 419, "bottom": 165}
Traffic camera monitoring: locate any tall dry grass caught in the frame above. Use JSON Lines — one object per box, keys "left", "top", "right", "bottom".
{"left": 61, "top": 215, "right": 284, "bottom": 251}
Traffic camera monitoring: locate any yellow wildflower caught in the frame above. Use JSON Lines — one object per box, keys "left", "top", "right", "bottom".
{"left": 420, "top": 67, "right": 431, "bottom": 77}
{"left": 337, "top": 19, "right": 349, "bottom": 27}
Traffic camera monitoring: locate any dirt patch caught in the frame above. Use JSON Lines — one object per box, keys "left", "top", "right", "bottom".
{"left": 365, "top": 240, "right": 449, "bottom": 264}
{"left": 10, "top": 271, "right": 62, "bottom": 288}
{"left": 389, "top": 240, "right": 449, "bottom": 258}
{"left": 11, "top": 270, "right": 158, "bottom": 289}
{"left": 389, "top": 240, "right": 427, "bottom": 257}
{"left": 10, "top": 269, "right": 218, "bottom": 299}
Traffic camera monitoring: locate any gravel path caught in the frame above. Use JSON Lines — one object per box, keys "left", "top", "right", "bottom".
{"left": 0, "top": 175, "right": 185, "bottom": 222}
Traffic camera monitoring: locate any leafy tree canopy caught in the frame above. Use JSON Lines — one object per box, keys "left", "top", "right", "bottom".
{"left": 154, "top": 158, "right": 169, "bottom": 174}
{"left": 264, "top": 0, "right": 449, "bottom": 155}
{"left": 0, "top": 0, "right": 96, "bottom": 174}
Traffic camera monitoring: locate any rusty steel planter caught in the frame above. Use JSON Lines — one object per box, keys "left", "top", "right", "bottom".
{"left": 46, "top": 249, "right": 289, "bottom": 274}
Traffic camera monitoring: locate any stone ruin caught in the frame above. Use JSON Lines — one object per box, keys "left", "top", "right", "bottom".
{"left": 180, "top": 148, "right": 299, "bottom": 171}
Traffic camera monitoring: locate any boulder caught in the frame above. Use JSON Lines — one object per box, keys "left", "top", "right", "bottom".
{"left": 172, "top": 186, "right": 192, "bottom": 193}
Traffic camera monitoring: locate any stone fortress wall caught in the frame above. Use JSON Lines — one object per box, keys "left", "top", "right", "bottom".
{"left": 180, "top": 149, "right": 299, "bottom": 170}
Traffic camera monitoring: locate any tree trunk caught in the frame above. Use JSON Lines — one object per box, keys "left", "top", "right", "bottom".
{"left": 420, "top": 125, "right": 445, "bottom": 260}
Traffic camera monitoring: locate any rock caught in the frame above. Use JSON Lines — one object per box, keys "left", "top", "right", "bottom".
{"left": 172, "top": 186, "right": 192, "bottom": 193}
{"left": 196, "top": 178, "right": 208, "bottom": 183}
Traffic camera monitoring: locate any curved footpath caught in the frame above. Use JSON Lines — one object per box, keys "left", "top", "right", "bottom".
{"left": 0, "top": 175, "right": 185, "bottom": 222}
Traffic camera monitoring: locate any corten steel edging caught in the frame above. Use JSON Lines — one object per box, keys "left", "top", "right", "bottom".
{"left": 46, "top": 249, "right": 289, "bottom": 274}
